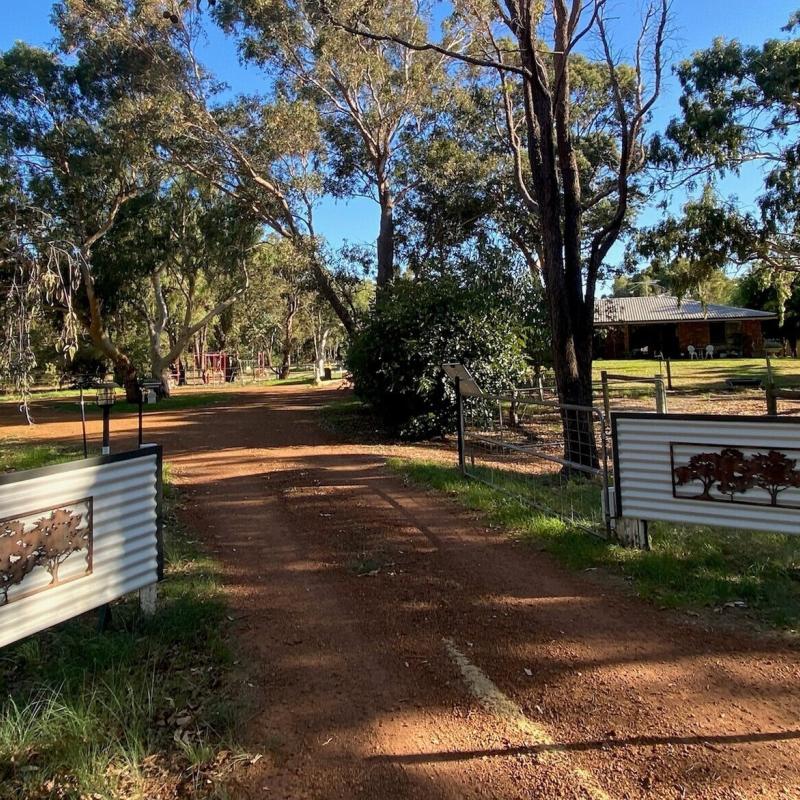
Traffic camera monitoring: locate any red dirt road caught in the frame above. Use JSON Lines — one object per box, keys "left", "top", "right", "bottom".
{"left": 4, "top": 384, "right": 800, "bottom": 799}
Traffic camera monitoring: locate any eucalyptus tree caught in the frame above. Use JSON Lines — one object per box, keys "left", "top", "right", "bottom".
{"left": 213, "top": 0, "right": 448, "bottom": 287}
{"left": 57, "top": 0, "right": 357, "bottom": 334}
{"left": 303, "top": 295, "right": 343, "bottom": 382}
{"left": 0, "top": 38, "right": 165, "bottom": 399}
{"left": 636, "top": 12, "right": 800, "bottom": 310}
{"left": 329, "top": 1, "right": 670, "bottom": 464}
{"left": 0, "top": 170, "right": 81, "bottom": 414}
{"left": 94, "top": 182, "right": 262, "bottom": 394}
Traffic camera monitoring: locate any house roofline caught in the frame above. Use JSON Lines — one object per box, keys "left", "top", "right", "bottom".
{"left": 596, "top": 314, "right": 776, "bottom": 327}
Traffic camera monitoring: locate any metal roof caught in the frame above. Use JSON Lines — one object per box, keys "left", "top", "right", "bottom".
{"left": 594, "top": 296, "right": 776, "bottom": 326}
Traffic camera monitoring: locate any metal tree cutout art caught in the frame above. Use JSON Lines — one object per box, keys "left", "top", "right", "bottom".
{"left": 714, "top": 448, "right": 754, "bottom": 503}
{"left": 673, "top": 451, "right": 726, "bottom": 500}
{"left": 0, "top": 503, "right": 91, "bottom": 605}
{"left": 673, "top": 446, "right": 800, "bottom": 508}
{"left": 748, "top": 450, "right": 800, "bottom": 507}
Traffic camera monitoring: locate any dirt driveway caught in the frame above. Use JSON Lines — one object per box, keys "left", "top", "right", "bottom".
{"left": 4, "top": 383, "right": 800, "bottom": 799}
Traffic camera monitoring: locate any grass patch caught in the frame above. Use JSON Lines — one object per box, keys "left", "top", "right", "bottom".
{"left": 593, "top": 357, "right": 799, "bottom": 392}
{"left": 50, "top": 391, "right": 234, "bottom": 416}
{"left": 389, "top": 458, "right": 800, "bottom": 630}
{"left": 0, "top": 441, "right": 83, "bottom": 473}
{"left": 0, "top": 461, "right": 247, "bottom": 799}
{"left": 8, "top": 372, "right": 318, "bottom": 415}
{"left": 0, "top": 388, "right": 84, "bottom": 403}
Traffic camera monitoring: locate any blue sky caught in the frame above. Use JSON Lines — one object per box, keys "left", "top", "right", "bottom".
{"left": 1, "top": 0, "right": 797, "bottom": 271}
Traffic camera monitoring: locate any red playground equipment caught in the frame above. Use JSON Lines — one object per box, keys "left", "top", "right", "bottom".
{"left": 181, "top": 350, "right": 269, "bottom": 386}
{"left": 201, "top": 352, "right": 228, "bottom": 384}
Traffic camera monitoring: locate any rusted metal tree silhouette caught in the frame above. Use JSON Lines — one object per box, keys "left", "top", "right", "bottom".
{"left": 673, "top": 452, "right": 724, "bottom": 499}
{"left": 674, "top": 447, "right": 800, "bottom": 507}
{"left": 714, "top": 448, "right": 754, "bottom": 502}
{"left": 748, "top": 450, "right": 800, "bottom": 507}
{"left": 0, "top": 506, "right": 90, "bottom": 605}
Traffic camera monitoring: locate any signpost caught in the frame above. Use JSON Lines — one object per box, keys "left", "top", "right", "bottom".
{"left": 442, "top": 363, "right": 483, "bottom": 397}
{"left": 443, "top": 364, "right": 483, "bottom": 475}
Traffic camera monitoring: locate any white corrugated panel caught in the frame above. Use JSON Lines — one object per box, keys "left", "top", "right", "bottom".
{"left": 0, "top": 447, "right": 160, "bottom": 647}
{"left": 614, "top": 415, "right": 800, "bottom": 535}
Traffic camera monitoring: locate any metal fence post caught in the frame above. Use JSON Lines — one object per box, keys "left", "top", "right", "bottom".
{"left": 101, "top": 405, "right": 111, "bottom": 455}
{"left": 138, "top": 389, "right": 144, "bottom": 448}
{"left": 665, "top": 357, "right": 673, "bottom": 390}
{"left": 601, "top": 370, "right": 611, "bottom": 422}
{"left": 654, "top": 376, "right": 667, "bottom": 414}
{"left": 79, "top": 385, "right": 88, "bottom": 459}
{"left": 455, "top": 376, "right": 466, "bottom": 474}
{"left": 599, "top": 410, "right": 613, "bottom": 538}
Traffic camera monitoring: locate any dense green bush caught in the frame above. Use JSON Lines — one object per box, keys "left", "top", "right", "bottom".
{"left": 347, "top": 276, "right": 527, "bottom": 439}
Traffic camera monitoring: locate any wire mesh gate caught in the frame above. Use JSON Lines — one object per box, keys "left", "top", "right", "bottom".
{"left": 456, "top": 388, "right": 613, "bottom": 538}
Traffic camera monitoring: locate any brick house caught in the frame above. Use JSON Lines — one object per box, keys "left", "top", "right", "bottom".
{"left": 594, "top": 296, "right": 776, "bottom": 359}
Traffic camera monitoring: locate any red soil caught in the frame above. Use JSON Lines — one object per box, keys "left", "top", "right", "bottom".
{"left": 3, "top": 383, "right": 800, "bottom": 799}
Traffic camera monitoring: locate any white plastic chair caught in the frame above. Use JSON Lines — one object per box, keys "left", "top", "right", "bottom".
{"left": 705, "top": 344, "right": 714, "bottom": 359}
{"left": 687, "top": 345, "right": 697, "bottom": 359}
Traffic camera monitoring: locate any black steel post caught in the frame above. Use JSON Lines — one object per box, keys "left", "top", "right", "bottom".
{"left": 455, "top": 376, "right": 466, "bottom": 474}
{"left": 138, "top": 390, "right": 144, "bottom": 448}
{"left": 102, "top": 405, "right": 111, "bottom": 455}
{"left": 665, "top": 357, "right": 673, "bottom": 390}
{"left": 96, "top": 603, "right": 112, "bottom": 632}
{"left": 79, "top": 386, "right": 88, "bottom": 458}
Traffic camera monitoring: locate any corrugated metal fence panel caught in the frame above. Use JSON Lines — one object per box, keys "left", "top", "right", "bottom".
{"left": 613, "top": 415, "right": 800, "bottom": 535}
{"left": 0, "top": 447, "right": 160, "bottom": 648}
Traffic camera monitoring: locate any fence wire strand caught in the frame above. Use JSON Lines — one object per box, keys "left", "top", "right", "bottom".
{"left": 462, "top": 394, "right": 612, "bottom": 538}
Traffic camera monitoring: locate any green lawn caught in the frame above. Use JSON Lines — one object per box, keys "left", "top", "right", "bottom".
{"left": 390, "top": 458, "right": 800, "bottom": 630}
{"left": 2, "top": 370, "right": 320, "bottom": 412}
{"left": 593, "top": 357, "right": 799, "bottom": 391}
{"left": 0, "top": 443, "right": 248, "bottom": 798}
{"left": 51, "top": 390, "right": 233, "bottom": 416}
{"left": 39, "top": 372, "right": 317, "bottom": 415}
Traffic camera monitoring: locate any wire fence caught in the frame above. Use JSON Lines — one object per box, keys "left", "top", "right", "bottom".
{"left": 460, "top": 392, "right": 613, "bottom": 538}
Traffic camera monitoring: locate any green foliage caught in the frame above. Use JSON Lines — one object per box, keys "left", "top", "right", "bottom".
{"left": 614, "top": 253, "right": 737, "bottom": 305}
{"left": 735, "top": 269, "right": 800, "bottom": 343}
{"left": 214, "top": 0, "right": 448, "bottom": 284}
{"left": 644, "top": 13, "right": 800, "bottom": 308}
{"left": 347, "top": 275, "right": 527, "bottom": 439}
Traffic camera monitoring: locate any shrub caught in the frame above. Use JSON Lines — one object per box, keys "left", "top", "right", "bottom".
{"left": 347, "top": 277, "right": 527, "bottom": 439}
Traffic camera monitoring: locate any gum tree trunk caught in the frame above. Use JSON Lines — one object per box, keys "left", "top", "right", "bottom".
{"left": 376, "top": 183, "right": 395, "bottom": 288}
